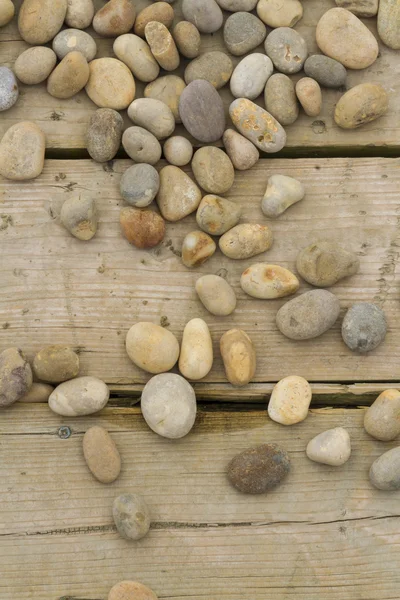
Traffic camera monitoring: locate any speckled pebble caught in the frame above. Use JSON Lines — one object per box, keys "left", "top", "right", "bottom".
{"left": 336, "top": 0, "right": 378, "bottom": 17}
{"left": 0, "top": 67, "right": 18, "bottom": 111}
{"left": 224, "top": 12, "right": 266, "bottom": 56}
{"left": 113, "top": 493, "right": 150, "bottom": 540}
{"left": 145, "top": 21, "right": 180, "bottom": 72}
{"left": 227, "top": 444, "right": 290, "bottom": 493}
{"left": 120, "top": 207, "right": 165, "bottom": 249}
{"left": 378, "top": 0, "right": 400, "bottom": 49}
{"left": 173, "top": 21, "right": 201, "bottom": 58}
{"left": 191, "top": 146, "right": 235, "bottom": 194}
{"left": 276, "top": 290, "right": 340, "bottom": 340}
{"left": 15, "top": 47, "right": 57, "bottom": 85}
{"left": 179, "top": 80, "right": 225, "bottom": 143}
{"left": 264, "top": 74, "right": 299, "bottom": 126}
{"left": 184, "top": 51, "right": 233, "bottom": 90}
{"left": 342, "top": 303, "right": 387, "bottom": 353}
{"left": 86, "top": 108, "right": 123, "bottom": 163}
{"left": 268, "top": 375, "right": 312, "bottom": 425}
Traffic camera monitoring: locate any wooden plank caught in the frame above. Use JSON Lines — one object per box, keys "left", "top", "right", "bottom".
{"left": 1, "top": 0, "right": 400, "bottom": 152}
{"left": 1, "top": 404, "right": 400, "bottom": 599}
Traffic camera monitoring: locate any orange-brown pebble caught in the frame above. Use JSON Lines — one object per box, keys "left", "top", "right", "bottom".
{"left": 173, "top": 21, "right": 201, "bottom": 58}
{"left": 93, "top": 0, "right": 136, "bottom": 37}
{"left": 181, "top": 230, "right": 216, "bottom": 268}
{"left": 108, "top": 580, "right": 158, "bottom": 600}
{"left": 120, "top": 207, "right": 165, "bottom": 249}
{"left": 220, "top": 328, "right": 256, "bottom": 386}
{"left": 47, "top": 51, "right": 89, "bottom": 99}
{"left": 134, "top": 2, "right": 174, "bottom": 37}
{"left": 83, "top": 425, "right": 121, "bottom": 483}
{"left": 241, "top": 263, "right": 299, "bottom": 299}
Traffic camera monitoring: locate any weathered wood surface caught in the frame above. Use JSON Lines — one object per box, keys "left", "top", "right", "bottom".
{"left": 1, "top": 0, "right": 399, "bottom": 152}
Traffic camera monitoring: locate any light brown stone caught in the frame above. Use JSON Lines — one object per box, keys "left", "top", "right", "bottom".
{"left": 86, "top": 58, "right": 135, "bottom": 110}
{"left": 93, "top": 0, "right": 136, "bottom": 37}
{"left": 223, "top": 129, "right": 259, "bottom": 171}
{"left": 219, "top": 224, "right": 273, "bottom": 259}
{"left": 195, "top": 274, "right": 237, "bottom": 316}
{"left": 268, "top": 375, "right": 312, "bottom": 425}
{"left": 18, "top": 0, "right": 67, "bottom": 44}
{"left": 126, "top": 322, "right": 180, "bottom": 373}
{"left": 157, "top": 165, "right": 202, "bottom": 222}
{"left": 191, "top": 146, "right": 234, "bottom": 194}
{"left": 145, "top": 21, "right": 180, "bottom": 71}
{"left": 220, "top": 329, "right": 256, "bottom": 386}
{"left": 0, "top": 121, "right": 45, "bottom": 181}
{"left": 47, "top": 51, "right": 89, "bottom": 99}
{"left": 257, "top": 0, "right": 303, "bottom": 27}
{"left": 295, "top": 77, "right": 322, "bottom": 117}
{"left": 196, "top": 194, "right": 241, "bottom": 235}
{"left": 33, "top": 345, "right": 79, "bottom": 383}
{"left": 144, "top": 75, "right": 186, "bottom": 123}
{"left": 181, "top": 230, "right": 216, "bottom": 268}
{"left": 120, "top": 207, "right": 165, "bottom": 249}
{"left": 83, "top": 426, "right": 121, "bottom": 483}
{"left": 179, "top": 318, "right": 213, "bottom": 380}
{"left": 14, "top": 47, "right": 57, "bottom": 85}
{"left": 18, "top": 383, "right": 54, "bottom": 403}
{"left": 0, "top": 0, "right": 14, "bottom": 27}
{"left": 173, "top": 21, "right": 201, "bottom": 58}
{"left": 334, "top": 83, "right": 388, "bottom": 129}
{"left": 113, "top": 34, "right": 159, "bottom": 83}
{"left": 241, "top": 264, "right": 299, "bottom": 299}
{"left": 65, "top": 0, "right": 95, "bottom": 29}
{"left": 364, "top": 389, "right": 400, "bottom": 441}
{"left": 134, "top": 2, "right": 174, "bottom": 37}
{"left": 108, "top": 581, "right": 158, "bottom": 600}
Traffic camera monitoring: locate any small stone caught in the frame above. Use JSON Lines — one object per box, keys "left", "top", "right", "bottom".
{"left": 265, "top": 27, "right": 308, "bottom": 74}
{"left": 173, "top": 21, "right": 201, "bottom": 59}
{"left": 157, "top": 165, "right": 202, "bottom": 221}
{"left": 181, "top": 231, "right": 216, "bottom": 268}
{"left": 276, "top": 290, "right": 340, "bottom": 340}
{"left": 230, "top": 53, "right": 273, "bottom": 100}
{"left": 141, "top": 373, "right": 197, "bottom": 438}
{"left": 220, "top": 328, "right": 256, "bottom": 386}
{"left": 128, "top": 98, "right": 175, "bottom": 140}
{"left": 18, "top": 382, "right": 54, "bottom": 403}
{"left": 296, "top": 240, "right": 360, "bottom": 287}
{"left": 60, "top": 195, "right": 97, "bottom": 241}
{"left": 145, "top": 75, "right": 185, "bottom": 123}
{"left": 196, "top": 194, "right": 241, "bottom": 235}
{"left": 224, "top": 12, "right": 266, "bottom": 56}
{"left": 195, "top": 274, "right": 237, "bottom": 316}
{"left": 304, "top": 55, "right": 347, "bottom": 89}
{"left": 33, "top": 345, "right": 79, "bottom": 383}
{"left": 191, "top": 147, "right": 235, "bottom": 194}
{"left": 316, "top": 8, "right": 379, "bottom": 69}
{"left": 261, "top": 174, "right": 305, "bottom": 218}
{"left": 18, "top": 0, "right": 67, "bottom": 44}
{"left": 0, "top": 67, "right": 18, "bottom": 112}
{"left": 0, "top": 0, "right": 14, "bottom": 27}
{"left": 120, "top": 164, "right": 160, "bottom": 207}
{"left": 241, "top": 264, "right": 299, "bottom": 299}
{"left": 0, "top": 348, "right": 33, "bottom": 408}
{"left": 223, "top": 130, "right": 259, "bottom": 171}
{"left": 227, "top": 444, "right": 290, "bottom": 493}
{"left": 14, "top": 47, "right": 57, "bottom": 85}
{"left": 113, "top": 34, "right": 160, "bottom": 83}
{"left": 257, "top": 0, "right": 303, "bottom": 27}
{"left": 296, "top": 77, "right": 322, "bottom": 117}
{"left": 122, "top": 127, "right": 161, "bottom": 165}
{"left": 145, "top": 21, "right": 180, "bottom": 72}
{"left": 268, "top": 375, "right": 312, "bottom": 425}
{"left": 86, "top": 58, "right": 135, "bottom": 110}
{"left": 48, "top": 376, "right": 109, "bottom": 416}
{"left": 185, "top": 51, "right": 233, "bottom": 91}
{"left": 264, "top": 74, "right": 299, "bottom": 126}
{"left": 306, "top": 427, "right": 351, "bottom": 466}
{"left": 336, "top": 0, "right": 378, "bottom": 17}
{"left": 179, "top": 80, "right": 225, "bottom": 143}
{"left": 369, "top": 447, "right": 400, "bottom": 490}
{"left": 83, "top": 426, "right": 121, "bottom": 483}
{"left": 65, "top": 0, "right": 95, "bottom": 29}
{"left": 364, "top": 389, "right": 400, "bottom": 442}
{"left": 0, "top": 121, "right": 45, "bottom": 181}
{"left": 120, "top": 207, "right": 165, "bottom": 249}
{"left": 334, "top": 83, "right": 388, "bottom": 129}
{"left": 86, "top": 108, "right": 123, "bottom": 163}
{"left": 47, "top": 51, "right": 89, "bottom": 99}
{"left": 182, "top": 0, "right": 223, "bottom": 33}
{"left": 108, "top": 581, "right": 158, "bottom": 600}
{"left": 378, "top": 0, "right": 400, "bottom": 48}
{"left": 126, "top": 322, "right": 180, "bottom": 373}
{"left": 219, "top": 223, "right": 273, "bottom": 260}
{"left": 342, "top": 303, "right": 387, "bottom": 353}
{"left": 53, "top": 29, "right": 97, "bottom": 62}
{"left": 216, "top": 0, "right": 257, "bottom": 10}
{"left": 113, "top": 493, "right": 150, "bottom": 540}
{"left": 179, "top": 318, "right": 213, "bottom": 380}
{"left": 163, "top": 136, "right": 193, "bottom": 166}
{"left": 134, "top": 2, "right": 174, "bottom": 37}
{"left": 229, "top": 98, "right": 286, "bottom": 153}
{"left": 93, "top": 0, "right": 136, "bottom": 37}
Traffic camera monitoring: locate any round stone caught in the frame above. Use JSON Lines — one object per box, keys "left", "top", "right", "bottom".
{"left": 145, "top": 75, "right": 186, "bottom": 123}
{"left": 369, "top": 447, "right": 400, "bottom": 490}
{"left": 86, "top": 108, "right": 123, "bottom": 163}
{"left": 86, "top": 58, "right": 135, "bottom": 110}
{"left": 173, "top": 21, "right": 201, "bottom": 58}
{"left": 65, "top": 0, "right": 95, "bottom": 29}
{"left": 342, "top": 303, "right": 387, "bottom": 353}
{"left": 334, "top": 83, "right": 388, "bottom": 129}
{"left": 230, "top": 53, "right": 273, "bottom": 100}
{"left": 52, "top": 29, "right": 97, "bottom": 61}
{"left": 179, "top": 318, "right": 213, "bottom": 380}
{"left": 47, "top": 51, "right": 89, "bottom": 99}
{"left": 113, "top": 493, "right": 150, "bottom": 540}
{"left": 113, "top": 34, "right": 160, "bottom": 83}
{"left": 126, "top": 322, "right": 180, "bottom": 374}
{"left": 33, "top": 345, "right": 79, "bottom": 383}
{"left": 134, "top": 2, "right": 174, "bottom": 37}
{"left": 122, "top": 127, "right": 161, "bottom": 165}
{"left": 181, "top": 231, "right": 216, "bottom": 268}
{"left": 264, "top": 73, "right": 299, "bottom": 126}
{"left": 229, "top": 98, "right": 286, "bottom": 153}
{"left": 304, "top": 55, "right": 347, "bottom": 89}
{"left": 219, "top": 223, "right": 273, "bottom": 259}
{"left": 296, "top": 77, "right": 322, "bottom": 117}
{"left": 0, "top": 0, "right": 14, "bottom": 26}
{"left": 378, "top": 0, "right": 400, "bottom": 49}
{"left": 0, "top": 121, "right": 45, "bottom": 181}
{"left": 49, "top": 376, "right": 109, "bottom": 416}
{"left": 257, "top": 0, "right": 303, "bottom": 27}
{"left": 60, "top": 196, "right": 97, "bottom": 241}
{"left": 223, "top": 12, "right": 266, "bottom": 56}
{"left": 223, "top": 129, "right": 259, "bottom": 171}
{"left": 156, "top": 165, "right": 202, "bottom": 221}
{"left": 220, "top": 328, "right": 256, "bottom": 386}
{"left": 276, "top": 289, "right": 340, "bottom": 340}
{"left": 128, "top": 98, "right": 175, "bottom": 140}
{"left": 163, "top": 136, "right": 193, "bottom": 166}
{"left": 227, "top": 444, "right": 290, "bottom": 493}
{"left": 364, "top": 389, "right": 400, "bottom": 442}
{"left": 182, "top": 0, "right": 223, "bottom": 33}
{"left": 196, "top": 194, "right": 241, "bottom": 235}
{"left": 0, "top": 348, "right": 32, "bottom": 408}
{"left": 191, "top": 147, "right": 235, "bottom": 194}
{"left": 268, "top": 375, "right": 312, "bottom": 425}
{"left": 261, "top": 174, "right": 305, "bottom": 218}
{"left": 265, "top": 27, "right": 308, "bottom": 74}
{"left": 120, "top": 164, "right": 160, "bottom": 207}
{"left": 195, "top": 274, "right": 237, "bottom": 316}
{"left": 83, "top": 426, "right": 121, "bottom": 483}
{"left": 18, "top": 383, "right": 54, "bottom": 403}
{"left": 179, "top": 80, "right": 225, "bottom": 143}
{"left": 120, "top": 207, "right": 165, "bottom": 248}
{"left": 0, "top": 67, "right": 18, "bottom": 112}
{"left": 184, "top": 51, "right": 233, "bottom": 90}
{"left": 306, "top": 427, "right": 351, "bottom": 466}
{"left": 216, "top": 0, "right": 257, "bottom": 9}
{"left": 240, "top": 264, "right": 299, "bottom": 299}
{"left": 296, "top": 240, "right": 360, "bottom": 287}
{"left": 145, "top": 21, "right": 180, "bottom": 72}
{"left": 18, "top": 0, "right": 67, "bottom": 44}
{"left": 108, "top": 581, "right": 158, "bottom": 600}
{"left": 93, "top": 0, "right": 136, "bottom": 37}
{"left": 14, "top": 47, "right": 57, "bottom": 85}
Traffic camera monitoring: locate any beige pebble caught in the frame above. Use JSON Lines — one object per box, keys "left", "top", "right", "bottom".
{"left": 268, "top": 375, "right": 312, "bottom": 425}
{"left": 261, "top": 174, "right": 305, "bottom": 219}
{"left": 122, "top": 126, "right": 162, "bottom": 165}
{"left": 126, "top": 322, "right": 180, "bottom": 374}
{"left": 378, "top": 0, "right": 400, "bottom": 49}
{"left": 18, "top": 0, "right": 67, "bottom": 44}
{"left": 33, "top": 345, "right": 79, "bottom": 383}
{"left": 49, "top": 376, "right": 109, "bottom": 416}
{"left": 220, "top": 328, "right": 256, "bottom": 386}
{"left": 47, "top": 51, "right": 89, "bottom": 99}
{"left": 83, "top": 426, "right": 121, "bottom": 483}
{"left": 296, "top": 240, "right": 360, "bottom": 287}
{"left": 145, "top": 21, "right": 180, "bottom": 71}
{"left": 0, "top": 121, "right": 45, "bottom": 181}
{"left": 0, "top": 0, "right": 14, "bottom": 27}
{"left": 65, "top": 0, "right": 95, "bottom": 29}
{"left": 229, "top": 98, "right": 286, "bottom": 153}
{"left": 276, "top": 289, "right": 340, "bottom": 340}
{"left": 86, "top": 58, "right": 135, "bottom": 110}
{"left": 157, "top": 165, "right": 202, "bottom": 222}
{"left": 179, "top": 318, "right": 213, "bottom": 380}
{"left": 134, "top": 2, "right": 174, "bottom": 37}
{"left": 184, "top": 51, "right": 233, "bottom": 90}
{"left": 181, "top": 231, "right": 216, "bottom": 268}
{"left": 93, "top": 0, "right": 136, "bottom": 37}
{"left": 128, "top": 98, "right": 175, "bottom": 140}
{"left": 195, "top": 274, "right": 237, "bottom": 316}
{"left": 144, "top": 75, "right": 186, "bottom": 123}
{"left": 306, "top": 427, "right": 351, "bottom": 466}
{"left": 334, "top": 83, "right": 388, "bottom": 129}
{"left": 18, "top": 382, "right": 54, "bottom": 403}
{"left": 223, "top": 129, "right": 259, "bottom": 171}
{"left": 336, "top": 0, "right": 378, "bottom": 17}
{"left": 230, "top": 53, "right": 273, "bottom": 100}
{"left": 219, "top": 223, "right": 273, "bottom": 260}
{"left": 264, "top": 73, "right": 299, "bottom": 127}
{"left": 364, "top": 389, "right": 400, "bottom": 441}
{"left": 120, "top": 207, "right": 165, "bottom": 249}
{"left": 15, "top": 47, "right": 56, "bottom": 85}
{"left": 257, "top": 0, "right": 303, "bottom": 27}
{"left": 113, "top": 34, "right": 159, "bottom": 83}
{"left": 108, "top": 581, "right": 158, "bottom": 600}
{"left": 192, "top": 147, "right": 234, "bottom": 194}
{"left": 163, "top": 136, "right": 193, "bottom": 166}
{"left": 0, "top": 348, "right": 32, "bottom": 408}
{"left": 295, "top": 77, "right": 322, "bottom": 117}
{"left": 113, "top": 493, "right": 150, "bottom": 540}
{"left": 241, "top": 264, "right": 299, "bottom": 299}
{"left": 173, "top": 21, "right": 201, "bottom": 58}
{"left": 60, "top": 195, "right": 98, "bottom": 240}
{"left": 196, "top": 194, "right": 241, "bottom": 236}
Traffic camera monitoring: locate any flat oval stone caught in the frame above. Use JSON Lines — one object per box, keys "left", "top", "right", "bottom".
{"left": 60, "top": 195, "right": 97, "bottom": 240}
{"left": 369, "top": 447, "right": 400, "bottom": 490}
{"left": 49, "top": 376, "right": 109, "bottom": 416}
{"left": 224, "top": 12, "right": 266, "bottom": 56}
{"left": 192, "top": 147, "right": 235, "bottom": 194}
{"left": 265, "top": 27, "right": 308, "bottom": 73}
{"left": 264, "top": 73, "right": 299, "bottom": 126}
{"left": 230, "top": 53, "right": 273, "bottom": 100}
{"left": 65, "top": 0, "right": 95, "bottom": 29}
{"left": 120, "top": 164, "right": 160, "bottom": 207}
{"left": 18, "top": 0, "right": 67, "bottom": 44}
{"left": 93, "top": 0, "right": 136, "bottom": 37}
{"left": 257, "top": 0, "right": 303, "bottom": 27}
{"left": 173, "top": 21, "right": 201, "bottom": 58}
{"left": 241, "top": 263, "right": 299, "bottom": 299}
{"left": 86, "top": 108, "right": 123, "bottom": 163}
{"left": 113, "top": 493, "right": 150, "bottom": 540}
{"left": 134, "top": 2, "right": 174, "bottom": 37}
{"left": 120, "top": 207, "right": 165, "bottom": 248}
{"left": 179, "top": 318, "right": 213, "bottom": 380}
{"left": 223, "top": 129, "right": 259, "bottom": 171}
{"left": 304, "top": 55, "right": 347, "bottom": 89}
{"left": 334, "top": 83, "right": 388, "bottom": 129}
{"left": 179, "top": 80, "right": 225, "bottom": 143}
{"left": 296, "top": 77, "right": 322, "bottom": 117}
{"left": 216, "top": 0, "right": 257, "bottom": 10}
{"left": 128, "top": 98, "right": 175, "bottom": 140}
{"left": 0, "top": 348, "right": 32, "bottom": 408}
{"left": 145, "top": 75, "right": 186, "bottom": 123}
{"left": 181, "top": 231, "right": 216, "bottom": 268}
{"left": 14, "top": 47, "right": 57, "bottom": 85}
{"left": 196, "top": 194, "right": 241, "bottom": 235}
{"left": 0, "top": 121, "right": 45, "bottom": 181}
{"left": 113, "top": 34, "right": 160, "bottom": 83}
{"left": 145, "top": 21, "right": 180, "bottom": 72}
{"left": 269, "top": 375, "right": 312, "bottom": 425}
{"left": 157, "top": 165, "right": 202, "bottom": 221}
{"left": 261, "top": 174, "right": 304, "bottom": 218}
{"left": 342, "top": 303, "right": 387, "bottom": 353}
{"left": 336, "top": 0, "right": 378, "bottom": 17}
{"left": 0, "top": 0, "right": 14, "bottom": 26}
{"left": 163, "top": 136, "right": 193, "bottom": 166}
{"left": 185, "top": 51, "right": 233, "bottom": 90}
{"left": 306, "top": 427, "right": 351, "bottom": 466}
{"left": 122, "top": 126, "right": 161, "bottom": 165}
{"left": 296, "top": 240, "right": 360, "bottom": 287}
{"left": 18, "top": 382, "right": 53, "bottom": 403}
{"left": 83, "top": 426, "right": 121, "bottom": 483}
{"left": 109, "top": 581, "right": 158, "bottom": 600}
{"left": 86, "top": 58, "right": 135, "bottom": 110}
{"left": 316, "top": 7, "right": 379, "bottom": 69}
{"left": 276, "top": 289, "right": 340, "bottom": 340}
{"left": 33, "top": 345, "right": 79, "bottom": 383}
{"left": 126, "top": 322, "right": 180, "bottom": 373}
{"left": 364, "top": 389, "right": 400, "bottom": 442}
{"left": 0, "top": 67, "right": 18, "bottom": 112}
{"left": 47, "top": 51, "right": 89, "bottom": 99}
{"left": 220, "top": 328, "right": 256, "bottom": 386}
{"left": 219, "top": 223, "right": 273, "bottom": 259}
{"left": 229, "top": 98, "right": 286, "bottom": 153}
{"left": 141, "top": 373, "right": 197, "bottom": 438}
{"left": 195, "top": 274, "right": 237, "bottom": 316}
{"left": 378, "top": 0, "right": 400, "bottom": 49}
{"left": 227, "top": 444, "right": 290, "bottom": 493}
{"left": 53, "top": 29, "right": 97, "bottom": 61}
{"left": 182, "top": 0, "right": 223, "bottom": 33}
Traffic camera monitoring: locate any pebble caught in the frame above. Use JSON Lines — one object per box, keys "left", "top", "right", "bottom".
{"left": 113, "top": 34, "right": 159, "bottom": 83}
{"left": 86, "top": 108, "right": 123, "bottom": 163}
{"left": 49, "top": 376, "right": 109, "bottom": 416}
{"left": 145, "top": 21, "right": 180, "bottom": 72}
{"left": 0, "top": 121, "right": 45, "bottom": 181}
{"left": 182, "top": 0, "right": 223, "bottom": 33}
{"left": 113, "top": 493, "right": 150, "bottom": 540}
{"left": 163, "top": 136, "right": 193, "bottom": 166}
{"left": 378, "top": 0, "right": 400, "bottom": 49}
{"left": 295, "top": 77, "right": 322, "bottom": 117}
{"left": 191, "top": 147, "right": 235, "bottom": 194}
{"left": 276, "top": 289, "right": 340, "bottom": 340}
{"left": 0, "top": 348, "right": 33, "bottom": 409}
{"left": 14, "top": 47, "right": 57, "bottom": 85}
{"left": 33, "top": 345, "right": 79, "bottom": 383}
{"left": 369, "top": 447, "right": 400, "bottom": 490}
{"left": 195, "top": 274, "right": 237, "bottom": 316}
{"left": 128, "top": 98, "right": 175, "bottom": 140}
{"left": 265, "top": 27, "right": 308, "bottom": 73}
{"left": 261, "top": 174, "right": 305, "bottom": 218}
{"left": 227, "top": 444, "right": 290, "bottom": 493}
{"left": 93, "top": 0, "right": 136, "bottom": 37}
{"left": 296, "top": 240, "right": 360, "bottom": 287}
{"left": 223, "top": 129, "right": 259, "bottom": 171}
{"left": 47, "top": 51, "right": 89, "bottom": 99}
{"left": 86, "top": 58, "right": 135, "bottom": 110}
{"left": 257, "top": 0, "right": 303, "bottom": 27}
{"left": 216, "top": 0, "right": 257, "bottom": 10}
{"left": 179, "top": 80, "right": 225, "bottom": 143}
{"left": 157, "top": 165, "right": 202, "bottom": 221}
{"left": 184, "top": 51, "right": 233, "bottom": 90}
{"left": 220, "top": 328, "right": 256, "bottom": 386}
{"left": 196, "top": 194, "right": 241, "bottom": 235}
{"left": 122, "top": 127, "right": 162, "bottom": 165}
{"left": 304, "top": 55, "right": 347, "bottom": 89}
{"left": 364, "top": 389, "right": 400, "bottom": 442}
{"left": 224, "top": 12, "right": 266, "bottom": 56}
{"left": 18, "top": 0, "right": 67, "bottom": 44}
{"left": 120, "top": 207, "right": 165, "bottom": 249}
{"left": 108, "top": 581, "right": 158, "bottom": 600}
{"left": 229, "top": 98, "right": 286, "bottom": 153}
{"left": 306, "top": 427, "right": 351, "bottom": 466}
{"left": 173, "top": 21, "right": 201, "bottom": 58}
{"left": 241, "top": 264, "right": 299, "bottom": 299}
{"left": 60, "top": 196, "right": 98, "bottom": 240}
{"left": 230, "top": 53, "right": 273, "bottom": 100}
{"left": 182, "top": 231, "right": 216, "bottom": 268}
{"left": 126, "top": 322, "right": 180, "bottom": 373}
{"left": 53, "top": 29, "right": 97, "bottom": 62}
{"left": 316, "top": 8, "right": 379, "bottom": 69}
{"left": 219, "top": 223, "right": 273, "bottom": 260}
{"left": 83, "top": 426, "right": 121, "bottom": 483}
{"left": 145, "top": 75, "right": 186, "bottom": 123}
{"left": 334, "top": 83, "right": 388, "bottom": 129}
{"left": 65, "top": 0, "right": 95, "bottom": 29}
{"left": 120, "top": 164, "right": 160, "bottom": 207}
{"left": 264, "top": 74, "right": 299, "bottom": 126}
{"left": 0, "top": 0, "right": 14, "bottom": 27}
{"left": 134, "top": 2, "right": 174, "bottom": 37}
{"left": 179, "top": 318, "right": 213, "bottom": 380}
{"left": 268, "top": 375, "right": 312, "bottom": 425}
{"left": 18, "top": 382, "right": 54, "bottom": 403}
{"left": 336, "top": 0, "right": 378, "bottom": 17}
{"left": 0, "top": 67, "right": 18, "bottom": 112}
{"left": 141, "top": 373, "right": 197, "bottom": 438}
{"left": 342, "top": 303, "right": 387, "bottom": 353}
